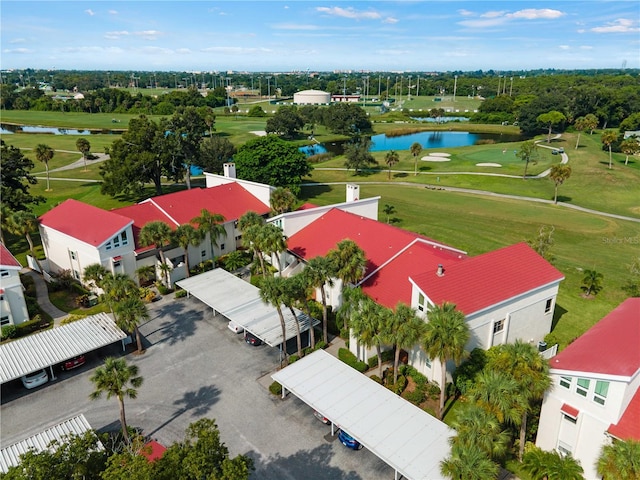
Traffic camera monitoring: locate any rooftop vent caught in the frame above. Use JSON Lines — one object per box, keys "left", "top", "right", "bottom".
{"left": 436, "top": 264, "right": 445, "bottom": 277}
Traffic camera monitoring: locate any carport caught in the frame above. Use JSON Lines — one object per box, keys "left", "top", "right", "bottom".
{"left": 272, "top": 350, "right": 454, "bottom": 480}
{"left": 176, "top": 269, "right": 319, "bottom": 348}
{"left": 0, "top": 312, "right": 128, "bottom": 384}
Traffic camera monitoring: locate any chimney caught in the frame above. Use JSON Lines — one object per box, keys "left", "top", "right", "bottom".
{"left": 346, "top": 184, "right": 360, "bottom": 202}
{"left": 436, "top": 264, "right": 445, "bottom": 277}
{"left": 223, "top": 163, "right": 236, "bottom": 179}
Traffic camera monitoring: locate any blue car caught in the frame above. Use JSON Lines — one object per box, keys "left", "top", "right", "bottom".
{"left": 338, "top": 429, "right": 362, "bottom": 450}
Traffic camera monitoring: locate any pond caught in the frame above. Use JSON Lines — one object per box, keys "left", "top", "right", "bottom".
{"left": 0, "top": 124, "right": 120, "bottom": 135}
{"left": 300, "top": 130, "right": 522, "bottom": 156}
{"left": 410, "top": 116, "right": 470, "bottom": 123}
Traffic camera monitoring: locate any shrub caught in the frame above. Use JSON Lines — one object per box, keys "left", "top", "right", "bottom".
{"left": 302, "top": 347, "right": 313, "bottom": 356}
{"left": 426, "top": 381, "right": 441, "bottom": 400}
{"left": 453, "top": 348, "right": 487, "bottom": 396}
{"left": 338, "top": 348, "right": 368, "bottom": 373}
{"left": 388, "top": 375, "right": 407, "bottom": 395}
{"left": 269, "top": 381, "right": 282, "bottom": 396}
{"left": 60, "top": 314, "right": 85, "bottom": 325}
{"left": 403, "top": 387, "right": 426, "bottom": 404}
{"left": 75, "top": 294, "right": 89, "bottom": 307}
{"left": 314, "top": 340, "right": 327, "bottom": 350}
{"left": 289, "top": 354, "right": 299, "bottom": 363}
{"left": 175, "top": 289, "right": 187, "bottom": 299}
{"left": 1, "top": 324, "right": 18, "bottom": 340}
{"left": 156, "top": 282, "right": 172, "bottom": 295}
{"left": 369, "top": 375, "right": 382, "bottom": 384}
{"left": 25, "top": 295, "right": 40, "bottom": 318}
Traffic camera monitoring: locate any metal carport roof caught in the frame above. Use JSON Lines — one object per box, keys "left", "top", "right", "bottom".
{"left": 176, "top": 269, "right": 319, "bottom": 347}
{"left": 0, "top": 312, "right": 127, "bottom": 383}
{"left": 0, "top": 414, "right": 102, "bottom": 473}
{"left": 272, "top": 350, "right": 454, "bottom": 480}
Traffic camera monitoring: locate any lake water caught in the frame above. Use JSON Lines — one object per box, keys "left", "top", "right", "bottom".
{"left": 300, "top": 130, "right": 522, "bottom": 156}
{"left": 0, "top": 124, "right": 118, "bottom": 135}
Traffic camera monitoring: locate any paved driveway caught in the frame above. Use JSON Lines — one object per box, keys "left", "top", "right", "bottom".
{"left": 1, "top": 295, "right": 393, "bottom": 479}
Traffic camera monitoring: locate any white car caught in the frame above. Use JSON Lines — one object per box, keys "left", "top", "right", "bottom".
{"left": 21, "top": 369, "right": 49, "bottom": 389}
{"left": 228, "top": 321, "right": 244, "bottom": 334}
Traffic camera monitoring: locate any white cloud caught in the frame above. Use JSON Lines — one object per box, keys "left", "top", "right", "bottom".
{"left": 108, "top": 10, "right": 118, "bottom": 15}
{"left": 481, "top": 10, "right": 506, "bottom": 19}
{"left": 508, "top": 9, "right": 564, "bottom": 20}
{"left": 105, "top": 31, "right": 130, "bottom": 39}
{"left": 591, "top": 18, "right": 639, "bottom": 33}
{"left": 580, "top": 45, "right": 593, "bottom": 50}
{"left": 201, "top": 46, "right": 273, "bottom": 55}
{"left": 383, "top": 17, "right": 399, "bottom": 24}
{"left": 3, "top": 48, "right": 33, "bottom": 54}
{"left": 559, "top": 45, "right": 570, "bottom": 50}
{"left": 9, "top": 38, "right": 27, "bottom": 44}
{"left": 459, "top": 8, "right": 564, "bottom": 28}
{"left": 316, "top": 6, "right": 381, "bottom": 20}
{"left": 104, "top": 30, "right": 163, "bottom": 40}
{"left": 272, "top": 23, "right": 321, "bottom": 30}
{"left": 85, "top": 9, "right": 95, "bottom": 16}
{"left": 457, "top": 9, "right": 474, "bottom": 17}
{"left": 137, "top": 30, "right": 161, "bottom": 40}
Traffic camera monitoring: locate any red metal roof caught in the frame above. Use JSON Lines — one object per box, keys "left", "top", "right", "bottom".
{"left": 140, "top": 440, "right": 166, "bottom": 463}
{"left": 296, "top": 202, "right": 319, "bottom": 211}
{"left": 362, "top": 240, "right": 466, "bottom": 309}
{"left": 608, "top": 387, "right": 640, "bottom": 441}
{"left": 410, "top": 242, "right": 565, "bottom": 315}
{"left": 39, "top": 199, "right": 132, "bottom": 247}
{"left": 560, "top": 403, "right": 579, "bottom": 418}
{"left": 287, "top": 208, "right": 457, "bottom": 277}
{"left": 550, "top": 298, "right": 640, "bottom": 377}
{"left": 0, "top": 243, "right": 22, "bottom": 268}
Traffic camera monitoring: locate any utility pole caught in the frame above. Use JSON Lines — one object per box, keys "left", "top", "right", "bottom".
{"left": 453, "top": 75, "right": 458, "bottom": 102}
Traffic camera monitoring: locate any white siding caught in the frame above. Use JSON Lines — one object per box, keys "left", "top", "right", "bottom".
{"left": 204, "top": 173, "right": 273, "bottom": 207}
{"left": 0, "top": 269, "right": 29, "bottom": 326}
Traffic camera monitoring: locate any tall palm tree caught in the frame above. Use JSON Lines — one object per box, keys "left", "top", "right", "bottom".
{"left": 115, "top": 296, "right": 149, "bottom": 353}
{"left": 237, "top": 211, "right": 264, "bottom": 232}
{"left": 83, "top": 263, "right": 108, "bottom": 290}
{"left": 90, "top": 357, "right": 143, "bottom": 443}
{"left": 523, "top": 446, "right": 584, "bottom": 480}
{"left": 573, "top": 116, "right": 588, "bottom": 150}
{"left": 487, "top": 340, "right": 552, "bottom": 461}
{"left": 135, "top": 265, "right": 156, "bottom": 286}
{"left": 191, "top": 209, "right": 226, "bottom": 261}
{"left": 75, "top": 137, "right": 91, "bottom": 171}
{"left": 385, "top": 150, "right": 400, "bottom": 179}
{"left": 139, "top": 221, "right": 173, "bottom": 286}
{"left": 410, "top": 142, "right": 423, "bottom": 176}
{"left": 173, "top": 224, "right": 204, "bottom": 277}
{"left": 601, "top": 130, "right": 618, "bottom": 170}
{"left": 255, "top": 223, "right": 287, "bottom": 275}
{"left": 259, "top": 276, "right": 289, "bottom": 367}
{"left": 101, "top": 273, "right": 138, "bottom": 319}
{"left": 350, "top": 297, "right": 388, "bottom": 378}
{"left": 620, "top": 137, "right": 640, "bottom": 166}
{"left": 7, "top": 210, "right": 43, "bottom": 274}
{"left": 289, "top": 274, "right": 317, "bottom": 348}
{"left": 549, "top": 164, "right": 572, "bottom": 204}
{"left": 281, "top": 276, "right": 303, "bottom": 357}
{"left": 34, "top": 143, "right": 54, "bottom": 191}
{"left": 440, "top": 443, "right": 499, "bottom": 480}
{"left": 598, "top": 439, "right": 640, "bottom": 480}
{"left": 468, "top": 369, "right": 528, "bottom": 427}
{"left": 270, "top": 187, "right": 297, "bottom": 216}
{"left": 450, "top": 404, "right": 510, "bottom": 461}
{"left": 303, "top": 256, "right": 334, "bottom": 343}
{"left": 386, "top": 302, "right": 426, "bottom": 383}
{"left": 328, "top": 239, "right": 366, "bottom": 290}
{"left": 423, "top": 301, "right": 470, "bottom": 419}
{"left": 336, "top": 286, "right": 367, "bottom": 336}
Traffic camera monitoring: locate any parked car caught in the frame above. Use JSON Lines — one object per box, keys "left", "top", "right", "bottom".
{"left": 338, "top": 429, "right": 362, "bottom": 450}
{"left": 313, "top": 411, "right": 330, "bottom": 425}
{"left": 557, "top": 147, "right": 565, "bottom": 153}
{"left": 21, "top": 369, "right": 49, "bottom": 389}
{"left": 244, "top": 331, "right": 262, "bottom": 346}
{"left": 61, "top": 355, "right": 86, "bottom": 371}
{"left": 551, "top": 149, "right": 559, "bottom": 155}
{"left": 228, "top": 321, "right": 244, "bottom": 334}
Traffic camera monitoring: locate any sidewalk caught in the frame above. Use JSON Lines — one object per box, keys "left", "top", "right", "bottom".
{"left": 21, "top": 268, "right": 69, "bottom": 326}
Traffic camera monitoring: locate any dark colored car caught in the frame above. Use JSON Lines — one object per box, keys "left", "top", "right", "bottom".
{"left": 61, "top": 355, "right": 86, "bottom": 371}
{"left": 338, "top": 429, "right": 362, "bottom": 450}
{"left": 244, "top": 331, "right": 262, "bottom": 346}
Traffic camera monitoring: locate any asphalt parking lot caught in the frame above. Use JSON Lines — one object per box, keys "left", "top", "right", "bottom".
{"left": 1, "top": 295, "right": 394, "bottom": 479}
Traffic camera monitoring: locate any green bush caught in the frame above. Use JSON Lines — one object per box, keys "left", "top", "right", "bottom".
{"left": 175, "top": 289, "right": 187, "bottom": 299}
{"left": 24, "top": 295, "right": 40, "bottom": 318}
{"left": 403, "top": 387, "right": 426, "bottom": 404}
{"left": 60, "top": 314, "right": 85, "bottom": 325}
{"left": 368, "top": 356, "right": 378, "bottom": 368}
{"left": 388, "top": 375, "right": 407, "bottom": 395}
{"left": 15, "top": 316, "right": 51, "bottom": 336}
{"left": 289, "top": 354, "right": 299, "bottom": 363}
{"left": 453, "top": 348, "right": 487, "bottom": 396}
{"left": 156, "top": 283, "right": 173, "bottom": 295}
{"left": 269, "top": 381, "right": 282, "bottom": 396}
{"left": 338, "top": 348, "right": 368, "bottom": 373}
{"left": 369, "top": 375, "right": 382, "bottom": 384}
{"left": 426, "top": 381, "right": 441, "bottom": 400}
{"left": 314, "top": 340, "right": 327, "bottom": 350}
{"left": 1, "top": 324, "right": 18, "bottom": 340}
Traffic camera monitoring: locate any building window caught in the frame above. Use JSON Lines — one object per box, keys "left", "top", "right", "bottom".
{"left": 560, "top": 376, "right": 572, "bottom": 389}
{"left": 562, "top": 414, "right": 577, "bottom": 424}
{"left": 112, "top": 260, "right": 121, "bottom": 268}
{"left": 545, "top": 298, "right": 553, "bottom": 314}
{"left": 73, "top": 270, "right": 80, "bottom": 280}
{"left": 576, "top": 378, "right": 590, "bottom": 397}
{"left": 557, "top": 441, "right": 572, "bottom": 456}
{"left": 105, "top": 241, "right": 112, "bottom": 251}
{"left": 112, "top": 235, "right": 120, "bottom": 248}
{"left": 594, "top": 381, "right": 609, "bottom": 405}
{"left": 0, "top": 270, "right": 9, "bottom": 277}
{"left": 201, "top": 250, "right": 206, "bottom": 257}
{"left": 0, "top": 316, "right": 10, "bottom": 326}
{"left": 235, "top": 235, "right": 242, "bottom": 241}
{"left": 121, "top": 231, "right": 128, "bottom": 246}
{"left": 220, "top": 243, "right": 225, "bottom": 251}
{"left": 0, "top": 295, "right": 4, "bottom": 301}
{"left": 418, "top": 292, "right": 425, "bottom": 312}
{"left": 70, "top": 251, "right": 77, "bottom": 260}
{"left": 425, "top": 357, "right": 432, "bottom": 368}
{"left": 493, "top": 319, "right": 505, "bottom": 334}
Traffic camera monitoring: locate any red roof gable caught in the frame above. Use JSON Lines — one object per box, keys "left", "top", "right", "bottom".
{"left": 0, "top": 244, "right": 22, "bottom": 268}
{"left": 287, "top": 208, "right": 457, "bottom": 277}
{"left": 362, "top": 240, "right": 466, "bottom": 309}
{"left": 411, "top": 242, "right": 564, "bottom": 315}
{"left": 40, "top": 199, "right": 132, "bottom": 247}
{"left": 608, "top": 387, "right": 640, "bottom": 441}
{"left": 550, "top": 298, "right": 640, "bottom": 377}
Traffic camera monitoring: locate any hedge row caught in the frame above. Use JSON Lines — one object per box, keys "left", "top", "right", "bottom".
{"left": 338, "top": 348, "right": 368, "bottom": 373}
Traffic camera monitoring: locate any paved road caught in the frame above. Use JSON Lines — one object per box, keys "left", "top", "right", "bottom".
{"left": 0, "top": 295, "right": 392, "bottom": 480}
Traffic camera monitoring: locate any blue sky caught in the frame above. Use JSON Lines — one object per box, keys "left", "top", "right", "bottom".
{"left": 2, "top": 1, "right": 639, "bottom": 72}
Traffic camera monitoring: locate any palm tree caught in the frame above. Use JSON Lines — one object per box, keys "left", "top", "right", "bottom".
{"left": 582, "top": 269, "right": 603, "bottom": 296}
{"left": 350, "top": 297, "right": 388, "bottom": 378}
{"left": 135, "top": 265, "right": 156, "bottom": 286}
{"left": 191, "top": 209, "right": 226, "bottom": 262}
{"left": 486, "top": 340, "right": 551, "bottom": 461}
{"left": 281, "top": 277, "right": 303, "bottom": 357}
{"left": 34, "top": 143, "right": 54, "bottom": 191}
{"left": 255, "top": 223, "right": 287, "bottom": 275}
{"left": 83, "top": 263, "right": 108, "bottom": 290}
{"left": 115, "top": 296, "right": 149, "bottom": 353}
{"left": 75, "top": 137, "right": 91, "bottom": 171}
{"left": 410, "top": 142, "right": 423, "bottom": 176}
{"left": 336, "top": 286, "right": 367, "bottom": 336}
{"left": 450, "top": 404, "right": 510, "bottom": 461}
{"left": 139, "top": 221, "right": 173, "bottom": 286}
{"left": 302, "top": 256, "right": 335, "bottom": 343}
{"left": 597, "top": 439, "right": 640, "bottom": 480}
{"left": 7, "top": 211, "right": 43, "bottom": 274}
{"left": 584, "top": 113, "right": 598, "bottom": 135}
{"left": 423, "top": 301, "right": 470, "bottom": 419}
{"left": 382, "top": 204, "right": 395, "bottom": 224}
{"left": 523, "top": 446, "right": 584, "bottom": 480}
{"left": 385, "top": 150, "right": 400, "bottom": 179}
{"left": 0, "top": 205, "right": 13, "bottom": 245}
{"left": 89, "top": 357, "right": 143, "bottom": 443}
{"left": 548, "top": 164, "right": 572, "bottom": 204}
{"left": 601, "top": 130, "right": 618, "bottom": 169}
{"left": 270, "top": 187, "right": 297, "bottom": 216}
{"left": 386, "top": 303, "right": 426, "bottom": 383}
{"left": 327, "top": 239, "right": 366, "bottom": 325}
{"left": 537, "top": 111, "right": 566, "bottom": 143}
{"left": 620, "top": 137, "right": 640, "bottom": 166}
{"left": 440, "top": 443, "right": 499, "bottom": 480}
{"left": 101, "top": 273, "right": 138, "bottom": 319}
{"left": 259, "top": 276, "right": 289, "bottom": 367}
{"left": 237, "top": 211, "right": 264, "bottom": 232}
{"left": 173, "top": 224, "right": 204, "bottom": 277}
{"left": 517, "top": 140, "right": 536, "bottom": 179}
{"left": 573, "top": 116, "right": 588, "bottom": 149}
{"left": 468, "top": 369, "right": 527, "bottom": 427}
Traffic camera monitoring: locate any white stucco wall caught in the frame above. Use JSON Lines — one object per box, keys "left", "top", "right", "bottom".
{"left": 204, "top": 173, "right": 273, "bottom": 207}
{"left": 0, "top": 269, "right": 29, "bottom": 326}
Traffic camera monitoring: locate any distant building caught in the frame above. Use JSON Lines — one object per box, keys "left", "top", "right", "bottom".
{"left": 331, "top": 94, "right": 360, "bottom": 103}
{"left": 293, "top": 89, "right": 331, "bottom": 105}
{"left": 0, "top": 244, "right": 29, "bottom": 327}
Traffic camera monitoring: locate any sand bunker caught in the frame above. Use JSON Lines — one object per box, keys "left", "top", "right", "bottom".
{"left": 421, "top": 155, "right": 451, "bottom": 162}
{"left": 429, "top": 152, "right": 451, "bottom": 157}
{"left": 250, "top": 130, "right": 267, "bottom": 136}
{"left": 476, "top": 162, "right": 502, "bottom": 167}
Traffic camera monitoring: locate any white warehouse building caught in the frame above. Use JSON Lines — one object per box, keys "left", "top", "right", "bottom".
{"left": 293, "top": 89, "right": 331, "bottom": 105}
